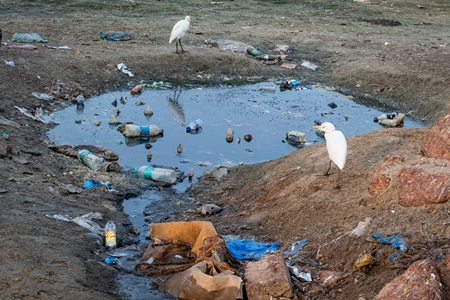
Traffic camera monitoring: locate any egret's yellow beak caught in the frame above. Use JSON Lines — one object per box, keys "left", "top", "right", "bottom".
{"left": 312, "top": 125, "right": 321, "bottom": 129}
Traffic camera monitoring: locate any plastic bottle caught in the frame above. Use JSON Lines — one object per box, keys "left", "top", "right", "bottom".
{"left": 131, "top": 85, "right": 142, "bottom": 95}
{"left": 286, "top": 131, "right": 306, "bottom": 143}
{"left": 134, "top": 166, "right": 177, "bottom": 184}
{"left": 226, "top": 128, "right": 234, "bottom": 143}
{"left": 104, "top": 221, "right": 117, "bottom": 249}
{"left": 122, "top": 124, "right": 163, "bottom": 137}
{"left": 77, "top": 149, "right": 104, "bottom": 171}
{"left": 186, "top": 119, "right": 203, "bottom": 133}
{"left": 374, "top": 112, "right": 397, "bottom": 123}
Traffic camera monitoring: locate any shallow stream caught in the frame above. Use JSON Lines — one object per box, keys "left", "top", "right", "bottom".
{"left": 47, "top": 82, "right": 423, "bottom": 299}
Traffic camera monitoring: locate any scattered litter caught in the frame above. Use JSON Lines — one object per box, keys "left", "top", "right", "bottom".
{"left": 14, "top": 106, "right": 57, "bottom": 124}
{"left": 283, "top": 239, "right": 308, "bottom": 256}
{"left": 301, "top": 60, "right": 318, "bottom": 70}
{"left": 100, "top": 31, "right": 133, "bottom": 41}
{"left": 299, "top": 85, "right": 312, "bottom": 90}
{"left": 350, "top": 217, "right": 372, "bottom": 237}
{"left": 273, "top": 44, "right": 292, "bottom": 53}
{"left": 372, "top": 233, "right": 408, "bottom": 261}
{"left": 82, "top": 179, "right": 110, "bottom": 189}
{"left": 179, "top": 159, "right": 191, "bottom": 163}
{"left": 259, "top": 86, "right": 276, "bottom": 92}
{"left": 31, "top": 92, "right": 54, "bottom": 101}
{"left": 355, "top": 253, "right": 375, "bottom": 270}
{"left": 11, "top": 32, "right": 48, "bottom": 43}
{"left": 8, "top": 44, "right": 37, "bottom": 50}
{"left": 287, "top": 263, "right": 312, "bottom": 281}
{"left": 5, "top": 60, "right": 15, "bottom": 67}
{"left": 108, "top": 245, "right": 139, "bottom": 257}
{"left": 374, "top": 112, "right": 405, "bottom": 127}
{"left": 42, "top": 45, "right": 71, "bottom": 50}
{"left": 61, "top": 183, "right": 83, "bottom": 194}
{"left": 0, "top": 132, "right": 9, "bottom": 139}
{"left": 280, "top": 63, "right": 297, "bottom": 69}
{"left": 197, "top": 161, "right": 211, "bottom": 167}
{"left": 195, "top": 204, "right": 223, "bottom": 216}
{"left": 225, "top": 238, "right": 279, "bottom": 260}
{"left": 205, "top": 38, "right": 251, "bottom": 53}
{"left": 117, "top": 63, "right": 134, "bottom": 77}
{"left": 46, "top": 211, "right": 103, "bottom": 235}
{"left": 286, "top": 130, "right": 306, "bottom": 144}
{"left": 104, "top": 256, "right": 118, "bottom": 264}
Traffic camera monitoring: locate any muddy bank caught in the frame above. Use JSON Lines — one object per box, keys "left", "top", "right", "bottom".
{"left": 0, "top": 0, "right": 449, "bottom": 299}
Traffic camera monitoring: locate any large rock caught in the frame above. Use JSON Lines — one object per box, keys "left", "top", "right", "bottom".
{"left": 373, "top": 259, "right": 443, "bottom": 300}
{"left": 244, "top": 252, "right": 293, "bottom": 300}
{"left": 369, "top": 155, "right": 405, "bottom": 195}
{"left": 421, "top": 113, "right": 450, "bottom": 161}
{"left": 398, "top": 165, "right": 450, "bottom": 207}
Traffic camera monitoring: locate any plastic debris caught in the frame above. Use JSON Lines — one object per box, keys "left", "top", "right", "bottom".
{"left": 117, "top": 63, "right": 134, "bottom": 77}
{"left": 104, "top": 256, "right": 118, "bottom": 264}
{"left": 283, "top": 239, "right": 308, "bottom": 256}
{"left": 225, "top": 239, "right": 279, "bottom": 260}
{"left": 273, "top": 44, "right": 292, "bottom": 53}
{"left": 372, "top": 233, "right": 408, "bottom": 261}
{"left": 5, "top": 60, "right": 15, "bottom": 66}
{"left": 43, "top": 45, "right": 71, "bottom": 50}
{"left": 82, "top": 179, "right": 110, "bottom": 189}
{"left": 301, "top": 60, "right": 318, "bottom": 70}
{"left": 280, "top": 63, "right": 297, "bottom": 69}
{"left": 31, "top": 92, "right": 54, "bottom": 101}
{"left": 287, "top": 263, "right": 312, "bottom": 281}
{"left": 355, "top": 253, "right": 375, "bottom": 270}
{"left": 100, "top": 31, "right": 133, "bottom": 41}
{"left": 350, "top": 217, "right": 372, "bottom": 237}
{"left": 46, "top": 212, "right": 103, "bottom": 235}
{"left": 11, "top": 32, "right": 48, "bottom": 43}
{"left": 205, "top": 38, "right": 251, "bottom": 53}
{"left": 8, "top": 44, "right": 37, "bottom": 50}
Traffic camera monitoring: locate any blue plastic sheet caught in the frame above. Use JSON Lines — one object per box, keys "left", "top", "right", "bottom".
{"left": 225, "top": 239, "right": 279, "bottom": 260}
{"left": 99, "top": 31, "right": 133, "bottom": 41}
{"left": 372, "top": 233, "right": 408, "bottom": 261}
{"left": 82, "top": 179, "right": 110, "bottom": 189}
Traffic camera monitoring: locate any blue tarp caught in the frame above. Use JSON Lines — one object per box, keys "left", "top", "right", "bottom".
{"left": 225, "top": 239, "right": 279, "bottom": 260}
{"left": 373, "top": 233, "right": 408, "bottom": 261}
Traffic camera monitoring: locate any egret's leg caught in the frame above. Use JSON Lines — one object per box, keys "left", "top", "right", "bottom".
{"left": 175, "top": 41, "right": 179, "bottom": 53}
{"left": 335, "top": 169, "right": 341, "bottom": 189}
{"left": 179, "top": 39, "right": 186, "bottom": 52}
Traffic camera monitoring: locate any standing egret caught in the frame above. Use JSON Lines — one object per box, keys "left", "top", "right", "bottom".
{"left": 169, "top": 16, "right": 191, "bottom": 54}
{"left": 312, "top": 122, "right": 347, "bottom": 188}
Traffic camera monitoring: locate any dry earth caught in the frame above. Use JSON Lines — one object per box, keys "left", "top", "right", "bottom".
{"left": 0, "top": 0, "right": 449, "bottom": 299}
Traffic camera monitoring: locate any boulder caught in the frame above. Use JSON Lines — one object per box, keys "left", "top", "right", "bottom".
{"left": 421, "top": 113, "right": 450, "bottom": 161}
{"left": 369, "top": 155, "right": 405, "bottom": 195}
{"left": 373, "top": 259, "right": 443, "bottom": 300}
{"left": 244, "top": 252, "right": 293, "bottom": 299}
{"left": 398, "top": 165, "right": 450, "bottom": 207}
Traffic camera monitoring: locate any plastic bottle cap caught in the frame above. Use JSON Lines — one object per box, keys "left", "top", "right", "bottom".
{"left": 133, "top": 167, "right": 138, "bottom": 173}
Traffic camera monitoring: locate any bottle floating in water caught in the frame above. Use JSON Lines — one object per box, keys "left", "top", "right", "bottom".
{"left": 122, "top": 124, "right": 163, "bottom": 137}
{"left": 186, "top": 119, "right": 203, "bottom": 133}
{"left": 105, "top": 221, "right": 117, "bottom": 249}
{"left": 134, "top": 166, "right": 177, "bottom": 184}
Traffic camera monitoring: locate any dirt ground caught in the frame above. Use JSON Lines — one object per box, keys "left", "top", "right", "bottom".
{"left": 0, "top": 0, "right": 449, "bottom": 299}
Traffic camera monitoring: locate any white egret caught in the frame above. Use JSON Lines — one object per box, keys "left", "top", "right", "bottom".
{"left": 169, "top": 16, "right": 191, "bottom": 53}
{"left": 312, "top": 122, "right": 347, "bottom": 188}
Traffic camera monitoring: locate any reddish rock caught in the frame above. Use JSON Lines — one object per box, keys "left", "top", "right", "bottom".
{"left": 373, "top": 259, "right": 442, "bottom": 300}
{"left": 369, "top": 155, "right": 405, "bottom": 195}
{"left": 398, "top": 166, "right": 450, "bottom": 207}
{"left": 421, "top": 113, "right": 450, "bottom": 161}
{"left": 244, "top": 252, "right": 293, "bottom": 300}
{"left": 315, "top": 270, "right": 345, "bottom": 285}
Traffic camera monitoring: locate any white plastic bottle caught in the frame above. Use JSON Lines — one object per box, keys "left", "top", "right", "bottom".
{"left": 77, "top": 149, "right": 104, "bottom": 171}
{"left": 134, "top": 166, "right": 177, "bottom": 184}
{"left": 123, "top": 124, "right": 163, "bottom": 137}
{"left": 186, "top": 119, "right": 203, "bottom": 132}
{"left": 104, "top": 221, "right": 117, "bottom": 249}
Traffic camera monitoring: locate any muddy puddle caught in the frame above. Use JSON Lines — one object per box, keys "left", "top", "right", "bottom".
{"left": 47, "top": 82, "right": 423, "bottom": 299}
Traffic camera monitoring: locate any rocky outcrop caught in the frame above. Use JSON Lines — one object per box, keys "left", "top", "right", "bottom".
{"left": 369, "top": 155, "right": 405, "bottom": 195}
{"left": 398, "top": 165, "right": 450, "bottom": 207}
{"left": 421, "top": 113, "right": 450, "bottom": 161}
{"left": 373, "top": 259, "right": 443, "bottom": 300}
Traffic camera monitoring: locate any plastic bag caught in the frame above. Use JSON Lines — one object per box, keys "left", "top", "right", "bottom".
{"left": 100, "top": 31, "right": 133, "bottom": 41}
{"left": 11, "top": 32, "right": 48, "bottom": 43}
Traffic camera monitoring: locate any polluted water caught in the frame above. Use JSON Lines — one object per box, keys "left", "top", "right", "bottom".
{"left": 47, "top": 82, "right": 423, "bottom": 299}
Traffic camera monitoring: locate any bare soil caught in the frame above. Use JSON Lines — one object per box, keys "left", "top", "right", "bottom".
{"left": 0, "top": 0, "right": 449, "bottom": 299}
